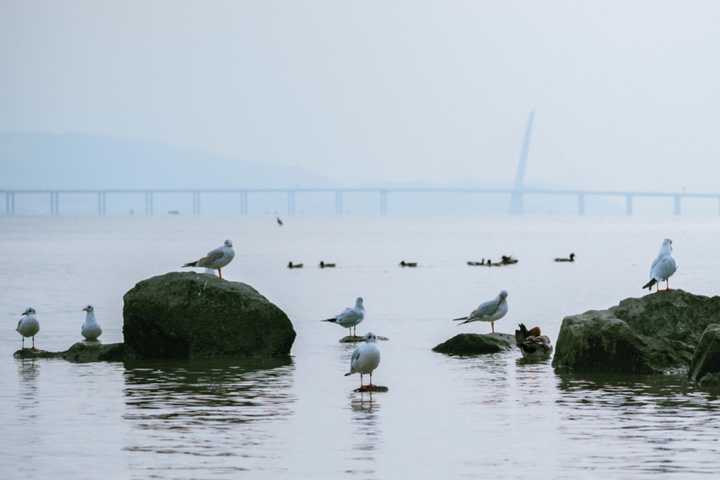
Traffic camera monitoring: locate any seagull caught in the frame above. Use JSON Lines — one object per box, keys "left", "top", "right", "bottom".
{"left": 453, "top": 290, "right": 509, "bottom": 333}
{"left": 345, "top": 332, "right": 381, "bottom": 391}
{"left": 643, "top": 238, "right": 677, "bottom": 291}
{"left": 554, "top": 253, "right": 575, "bottom": 262}
{"left": 81, "top": 305, "right": 103, "bottom": 341}
{"left": 16, "top": 307, "right": 40, "bottom": 350}
{"left": 182, "top": 239, "right": 235, "bottom": 280}
{"left": 322, "top": 297, "right": 365, "bottom": 337}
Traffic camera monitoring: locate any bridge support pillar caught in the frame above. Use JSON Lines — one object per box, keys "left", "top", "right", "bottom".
{"left": 335, "top": 191, "right": 343, "bottom": 215}
{"left": 577, "top": 193, "right": 585, "bottom": 215}
{"left": 145, "top": 192, "right": 153, "bottom": 215}
{"left": 380, "top": 190, "right": 388, "bottom": 215}
{"left": 674, "top": 195, "right": 681, "bottom": 215}
{"left": 625, "top": 195, "right": 633, "bottom": 215}
{"left": 239, "top": 191, "right": 248, "bottom": 215}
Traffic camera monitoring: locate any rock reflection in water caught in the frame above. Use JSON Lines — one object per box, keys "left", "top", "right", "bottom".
{"left": 555, "top": 373, "right": 720, "bottom": 476}
{"left": 122, "top": 357, "right": 295, "bottom": 477}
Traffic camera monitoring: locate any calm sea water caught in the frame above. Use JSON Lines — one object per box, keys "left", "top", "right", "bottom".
{"left": 2, "top": 214, "right": 720, "bottom": 479}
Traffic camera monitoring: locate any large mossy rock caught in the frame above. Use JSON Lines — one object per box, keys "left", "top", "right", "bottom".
{"left": 552, "top": 290, "right": 720, "bottom": 374}
{"left": 433, "top": 333, "right": 515, "bottom": 355}
{"left": 123, "top": 272, "right": 296, "bottom": 359}
{"left": 689, "top": 324, "right": 720, "bottom": 384}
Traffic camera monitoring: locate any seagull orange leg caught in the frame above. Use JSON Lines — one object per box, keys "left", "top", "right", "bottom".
{"left": 218, "top": 268, "right": 223, "bottom": 280}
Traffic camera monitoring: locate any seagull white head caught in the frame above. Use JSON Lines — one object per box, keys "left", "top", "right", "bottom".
{"left": 362, "top": 332, "right": 377, "bottom": 343}
{"left": 224, "top": 239, "right": 233, "bottom": 248}
{"left": 663, "top": 238, "right": 673, "bottom": 251}
{"left": 22, "top": 307, "right": 36, "bottom": 316}
{"left": 83, "top": 305, "right": 94, "bottom": 313}
{"left": 499, "top": 290, "right": 509, "bottom": 300}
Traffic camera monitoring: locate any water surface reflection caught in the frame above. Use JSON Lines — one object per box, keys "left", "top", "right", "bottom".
{"left": 555, "top": 373, "right": 720, "bottom": 476}
{"left": 122, "top": 357, "right": 295, "bottom": 478}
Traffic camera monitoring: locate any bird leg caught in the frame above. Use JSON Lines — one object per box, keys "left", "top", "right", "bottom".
{"left": 368, "top": 373, "right": 377, "bottom": 389}
{"left": 218, "top": 268, "right": 223, "bottom": 280}
{"left": 491, "top": 322, "right": 495, "bottom": 334}
{"left": 31, "top": 336, "right": 37, "bottom": 351}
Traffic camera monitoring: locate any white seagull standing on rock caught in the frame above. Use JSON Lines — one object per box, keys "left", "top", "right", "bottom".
{"left": 182, "top": 239, "right": 235, "bottom": 280}
{"left": 454, "top": 290, "right": 509, "bottom": 333}
{"left": 643, "top": 238, "right": 677, "bottom": 292}
{"left": 322, "top": 297, "right": 365, "bottom": 337}
{"left": 81, "top": 305, "right": 103, "bottom": 341}
{"left": 16, "top": 307, "right": 40, "bottom": 350}
{"left": 345, "top": 332, "right": 381, "bottom": 391}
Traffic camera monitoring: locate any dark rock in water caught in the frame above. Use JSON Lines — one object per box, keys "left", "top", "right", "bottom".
{"left": 340, "top": 334, "right": 389, "bottom": 343}
{"left": 433, "top": 333, "right": 515, "bottom": 355}
{"left": 698, "top": 372, "right": 720, "bottom": 387}
{"left": 689, "top": 324, "right": 720, "bottom": 384}
{"left": 13, "top": 342, "right": 138, "bottom": 362}
{"left": 123, "top": 272, "right": 296, "bottom": 359}
{"left": 553, "top": 290, "right": 720, "bottom": 374}
{"left": 354, "top": 385, "right": 389, "bottom": 392}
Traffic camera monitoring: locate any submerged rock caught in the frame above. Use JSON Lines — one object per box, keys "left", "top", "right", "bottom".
{"left": 123, "top": 272, "right": 296, "bottom": 359}
{"left": 553, "top": 290, "right": 720, "bottom": 374}
{"left": 433, "top": 332, "right": 515, "bottom": 355}
{"left": 689, "top": 324, "right": 720, "bottom": 384}
{"left": 13, "top": 342, "right": 138, "bottom": 362}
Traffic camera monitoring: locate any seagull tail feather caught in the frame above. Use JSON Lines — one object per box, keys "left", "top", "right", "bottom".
{"left": 642, "top": 279, "right": 657, "bottom": 290}
{"left": 322, "top": 318, "right": 338, "bottom": 323}
{"left": 453, "top": 317, "right": 468, "bottom": 322}
{"left": 182, "top": 261, "right": 198, "bottom": 268}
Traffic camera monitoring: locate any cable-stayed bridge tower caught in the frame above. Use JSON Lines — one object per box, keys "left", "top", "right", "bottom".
{"left": 508, "top": 110, "right": 535, "bottom": 215}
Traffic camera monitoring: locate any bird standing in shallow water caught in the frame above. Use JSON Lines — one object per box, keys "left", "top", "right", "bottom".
{"left": 81, "top": 305, "right": 103, "bottom": 341}
{"left": 182, "top": 239, "right": 235, "bottom": 280}
{"left": 322, "top": 297, "right": 365, "bottom": 337}
{"left": 16, "top": 307, "right": 40, "bottom": 350}
{"left": 453, "top": 290, "right": 509, "bottom": 333}
{"left": 643, "top": 238, "right": 677, "bottom": 291}
{"left": 345, "top": 332, "right": 381, "bottom": 390}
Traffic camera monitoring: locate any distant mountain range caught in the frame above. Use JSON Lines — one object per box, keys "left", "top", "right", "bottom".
{"left": 0, "top": 132, "right": 626, "bottom": 214}
{"left": 0, "top": 132, "right": 341, "bottom": 190}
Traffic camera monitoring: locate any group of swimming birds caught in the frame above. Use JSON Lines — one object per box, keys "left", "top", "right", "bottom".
{"left": 15, "top": 237, "right": 678, "bottom": 391}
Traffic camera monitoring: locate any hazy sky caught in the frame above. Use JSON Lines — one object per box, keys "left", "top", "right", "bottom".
{"left": 2, "top": 1, "right": 720, "bottom": 191}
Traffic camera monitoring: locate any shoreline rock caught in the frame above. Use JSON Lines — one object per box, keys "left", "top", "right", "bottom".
{"left": 13, "top": 342, "right": 139, "bottom": 362}
{"left": 552, "top": 290, "right": 720, "bottom": 375}
{"left": 123, "top": 272, "right": 296, "bottom": 359}
{"left": 433, "top": 332, "right": 515, "bottom": 355}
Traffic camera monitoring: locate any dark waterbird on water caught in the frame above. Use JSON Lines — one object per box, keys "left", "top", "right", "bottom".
{"left": 467, "top": 259, "right": 485, "bottom": 266}
{"left": 319, "top": 261, "right": 336, "bottom": 268}
{"left": 554, "top": 253, "right": 575, "bottom": 262}
{"left": 288, "top": 261, "right": 303, "bottom": 269}
{"left": 500, "top": 255, "right": 518, "bottom": 265}
{"left": 399, "top": 261, "right": 417, "bottom": 267}
{"left": 277, "top": 217, "right": 283, "bottom": 226}
{"left": 514, "top": 323, "right": 553, "bottom": 359}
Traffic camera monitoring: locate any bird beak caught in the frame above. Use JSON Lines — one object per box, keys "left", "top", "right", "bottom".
{"left": 21, "top": 312, "right": 27, "bottom": 316}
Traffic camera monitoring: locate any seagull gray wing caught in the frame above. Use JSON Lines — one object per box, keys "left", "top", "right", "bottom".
{"left": 471, "top": 298, "right": 500, "bottom": 319}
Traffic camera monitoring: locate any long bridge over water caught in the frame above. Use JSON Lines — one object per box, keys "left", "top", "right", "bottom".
{"left": 5, "top": 112, "right": 718, "bottom": 216}
{"left": 2, "top": 187, "right": 720, "bottom": 216}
